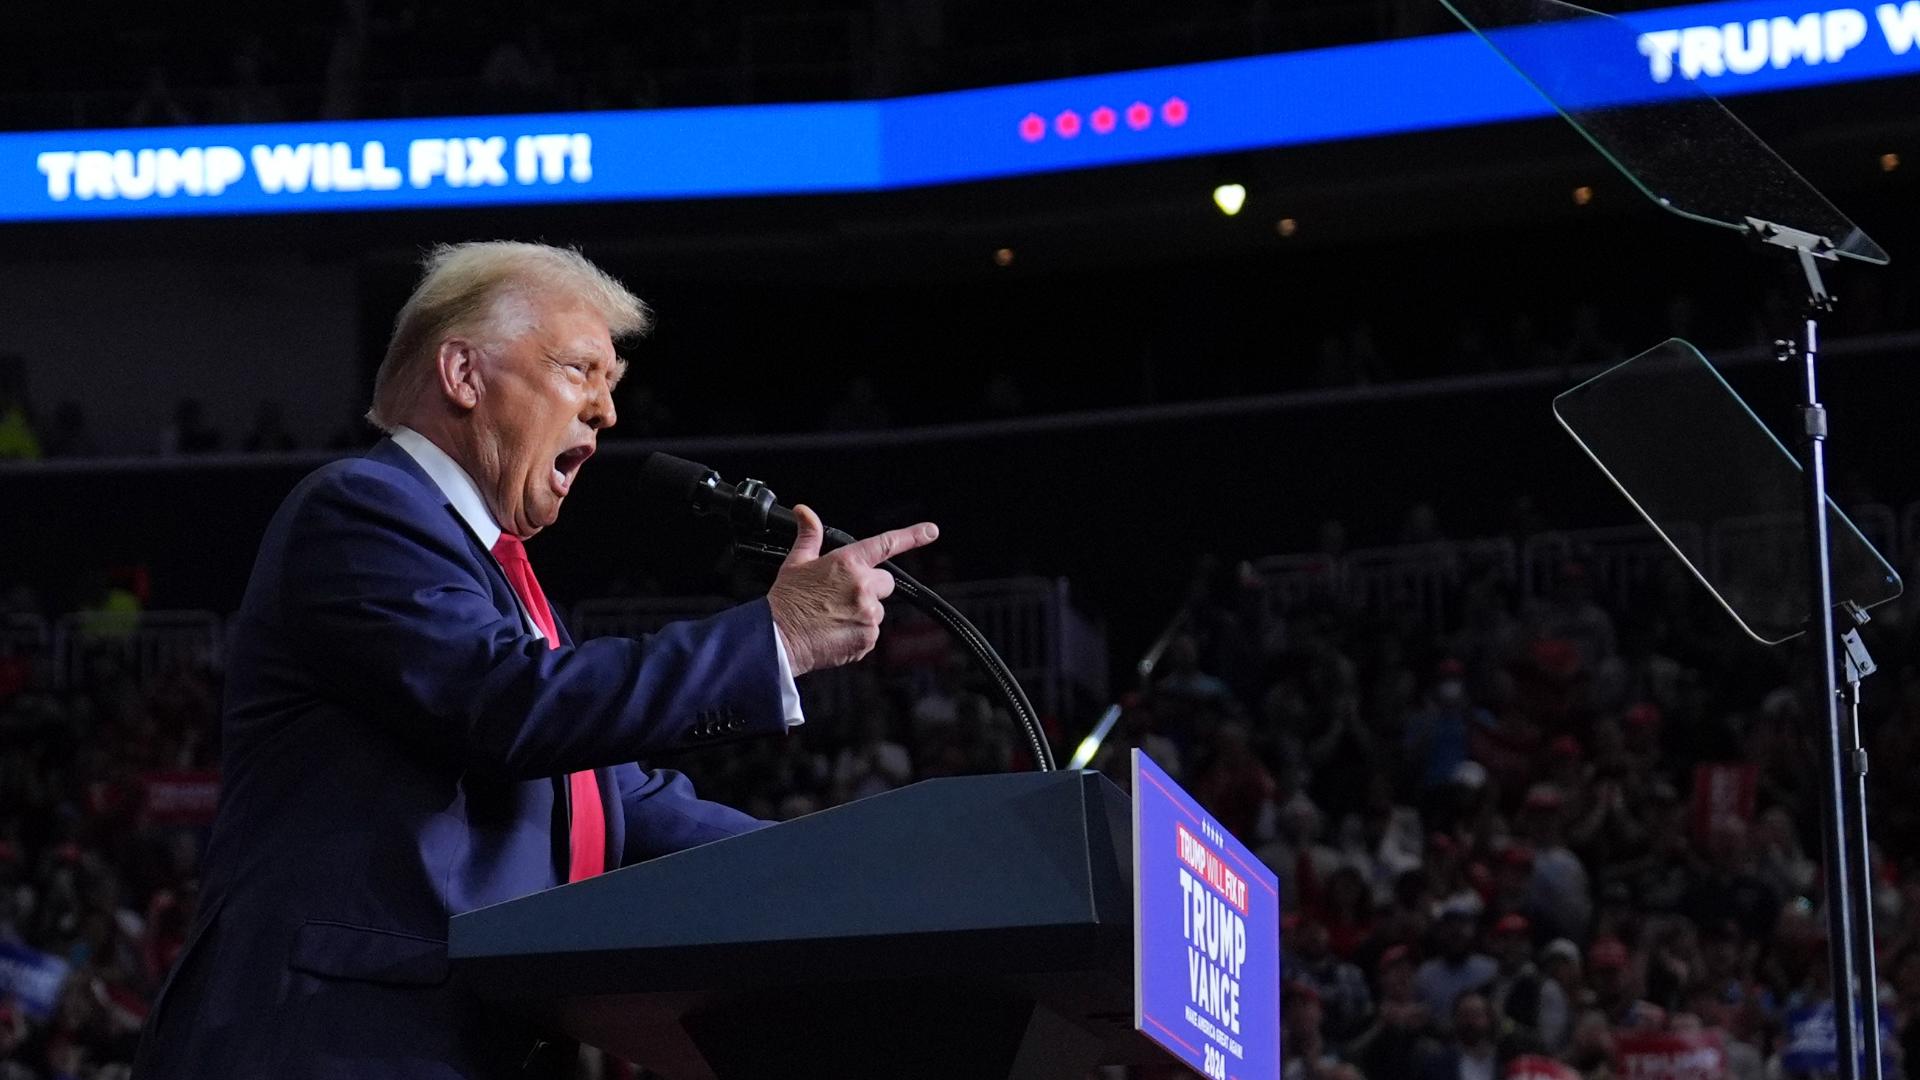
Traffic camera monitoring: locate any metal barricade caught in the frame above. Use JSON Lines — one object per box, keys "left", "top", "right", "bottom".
{"left": 1706, "top": 513, "right": 1806, "bottom": 634}
{"left": 1523, "top": 524, "right": 1704, "bottom": 612}
{"left": 1342, "top": 543, "right": 1459, "bottom": 626}
{"left": 0, "top": 613, "right": 51, "bottom": 693}
{"left": 56, "top": 610, "right": 223, "bottom": 688}
{"left": 0, "top": 614, "right": 48, "bottom": 658}
{"left": 1251, "top": 553, "right": 1345, "bottom": 616}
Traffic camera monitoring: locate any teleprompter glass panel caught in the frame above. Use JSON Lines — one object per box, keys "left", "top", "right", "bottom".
{"left": 1552, "top": 339, "right": 1900, "bottom": 645}
{"left": 1438, "top": 0, "right": 1886, "bottom": 263}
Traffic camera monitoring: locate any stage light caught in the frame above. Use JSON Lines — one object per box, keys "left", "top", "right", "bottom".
{"left": 1276, "top": 217, "right": 1298, "bottom": 238}
{"left": 993, "top": 247, "right": 1015, "bottom": 267}
{"left": 1882, "top": 153, "right": 1901, "bottom": 172}
{"left": 1572, "top": 185, "right": 1594, "bottom": 206}
{"left": 1213, "top": 183, "right": 1247, "bottom": 216}
{"left": 1067, "top": 732, "right": 1104, "bottom": 771}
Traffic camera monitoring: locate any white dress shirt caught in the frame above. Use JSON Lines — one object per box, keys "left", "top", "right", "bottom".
{"left": 390, "top": 426, "right": 804, "bottom": 726}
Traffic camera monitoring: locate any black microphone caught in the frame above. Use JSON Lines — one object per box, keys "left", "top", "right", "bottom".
{"left": 638, "top": 452, "right": 855, "bottom": 550}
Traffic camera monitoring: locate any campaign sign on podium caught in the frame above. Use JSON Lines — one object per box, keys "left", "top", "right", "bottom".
{"left": 1132, "top": 750, "right": 1281, "bottom": 1080}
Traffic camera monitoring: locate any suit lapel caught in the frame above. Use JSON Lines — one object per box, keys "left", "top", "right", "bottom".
{"left": 367, "top": 438, "right": 581, "bottom": 880}
{"left": 366, "top": 438, "right": 525, "bottom": 625}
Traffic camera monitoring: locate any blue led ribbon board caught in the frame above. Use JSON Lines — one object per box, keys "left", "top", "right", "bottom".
{"left": 2, "top": 0, "right": 1915, "bottom": 221}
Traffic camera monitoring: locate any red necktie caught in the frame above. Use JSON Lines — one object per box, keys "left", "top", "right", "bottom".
{"left": 491, "top": 534, "right": 606, "bottom": 882}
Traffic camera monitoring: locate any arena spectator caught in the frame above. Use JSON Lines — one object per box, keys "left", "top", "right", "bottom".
{"left": 1403, "top": 661, "right": 1493, "bottom": 795}
{"left": 220, "top": 38, "right": 287, "bottom": 125}
{"left": 0, "top": 477, "right": 1912, "bottom": 1077}
{"left": 240, "top": 401, "right": 298, "bottom": 453}
{"left": 1488, "top": 913, "right": 1571, "bottom": 1052}
{"left": 0, "top": 372, "right": 38, "bottom": 462}
{"left": 37, "top": 404, "right": 96, "bottom": 459}
{"left": 1291, "top": 920, "right": 1374, "bottom": 1042}
{"left": 157, "top": 399, "right": 221, "bottom": 455}
{"left": 1417, "top": 991, "right": 1509, "bottom": 1080}
{"left": 1519, "top": 785, "right": 1593, "bottom": 943}
{"left": 1193, "top": 721, "right": 1276, "bottom": 844}
{"left": 1349, "top": 944, "right": 1438, "bottom": 1078}
{"left": 1414, "top": 906, "right": 1498, "bottom": 1030}
{"left": 829, "top": 713, "right": 912, "bottom": 803}
{"left": 124, "top": 67, "right": 193, "bottom": 127}
{"left": 1284, "top": 981, "right": 1348, "bottom": 1080}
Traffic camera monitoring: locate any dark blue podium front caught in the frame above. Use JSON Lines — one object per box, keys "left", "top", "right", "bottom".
{"left": 448, "top": 770, "right": 1155, "bottom": 1079}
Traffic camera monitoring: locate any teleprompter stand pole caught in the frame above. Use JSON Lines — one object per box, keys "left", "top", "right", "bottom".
{"left": 1757, "top": 217, "right": 1878, "bottom": 1080}
{"left": 1839, "top": 604, "right": 1883, "bottom": 1080}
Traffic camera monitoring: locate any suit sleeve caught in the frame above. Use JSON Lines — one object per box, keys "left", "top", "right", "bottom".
{"left": 613, "top": 763, "right": 770, "bottom": 863}
{"left": 277, "top": 465, "right": 788, "bottom": 780}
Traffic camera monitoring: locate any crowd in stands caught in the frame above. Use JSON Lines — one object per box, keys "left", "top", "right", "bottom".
{"left": 1075, "top": 543, "right": 1920, "bottom": 1080}
{"left": 0, "top": 241, "right": 1918, "bottom": 1075}
{"left": 0, "top": 0, "right": 1777, "bottom": 132}
{"left": 4, "top": 488, "right": 1919, "bottom": 1079}
{"left": 0, "top": 0, "right": 1523, "bottom": 132}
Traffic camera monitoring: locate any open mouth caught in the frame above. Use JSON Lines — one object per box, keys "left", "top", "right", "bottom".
{"left": 551, "top": 444, "right": 594, "bottom": 495}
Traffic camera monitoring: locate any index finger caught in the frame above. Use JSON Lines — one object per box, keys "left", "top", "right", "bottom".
{"left": 841, "top": 522, "right": 939, "bottom": 568}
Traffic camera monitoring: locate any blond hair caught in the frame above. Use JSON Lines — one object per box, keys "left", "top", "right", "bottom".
{"left": 366, "top": 241, "right": 651, "bottom": 431}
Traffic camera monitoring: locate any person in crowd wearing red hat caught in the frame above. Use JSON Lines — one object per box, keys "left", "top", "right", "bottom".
{"left": 1283, "top": 980, "right": 1348, "bottom": 1080}
{"left": 1289, "top": 919, "right": 1374, "bottom": 1042}
{"left": 1585, "top": 937, "right": 1661, "bottom": 1031}
{"left": 1487, "top": 913, "right": 1571, "bottom": 1054}
{"left": 1488, "top": 846, "right": 1536, "bottom": 924}
{"left": 1618, "top": 703, "right": 1664, "bottom": 775}
{"left": 1426, "top": 835, "right": 1489, "bottom": 926}
{"left": 1350, "top": 944, "right": 1440, "bottom": 1080}
{"left": 1542, "top": 735, "right": 1587, "bottom": 792}
{"left": 1525, "top": 562, "right": 1615, "bottom": 673}
{"left": 1403, "top": 660, "right": 1494, "bottom": 796}
{"left": 1311, "top": 864, "right": 1377, "bottom": 961}
{"left": 1350, "top": 870, "right": 1431, "bottom": 985}
{"left": 1519, "top": 784, "right": 1592, "bottom": 942}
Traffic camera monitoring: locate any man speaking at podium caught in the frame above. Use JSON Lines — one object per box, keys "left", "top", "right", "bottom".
{"left": 131, "top": 241, "right": 938, "bottom": 1079}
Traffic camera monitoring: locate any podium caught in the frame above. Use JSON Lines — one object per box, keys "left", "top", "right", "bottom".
{"left": 448, "top": 771, "right": 1161, "bottom": 1079}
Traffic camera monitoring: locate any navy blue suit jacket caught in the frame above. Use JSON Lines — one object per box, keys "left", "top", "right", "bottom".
{"left": 133, "top": 438, "right": 786, "bottom": 1079}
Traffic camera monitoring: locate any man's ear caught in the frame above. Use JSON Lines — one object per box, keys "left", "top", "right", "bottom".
{"left": 434, "top": 339, "right": 483, "bottom": 412}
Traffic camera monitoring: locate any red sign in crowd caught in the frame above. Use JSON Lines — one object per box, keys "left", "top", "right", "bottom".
{"left": 1690, "top": 762, "right": 1758, "bottom": 845}
{"left": 140, "top": 771, "right": 221, "bottom": 828}
{"left": 1507, "top": 1054, "right": 1581, "bottom": 1080}
{"left": 1614, "top": 1030, "right": 1728, "bottom": 1080}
